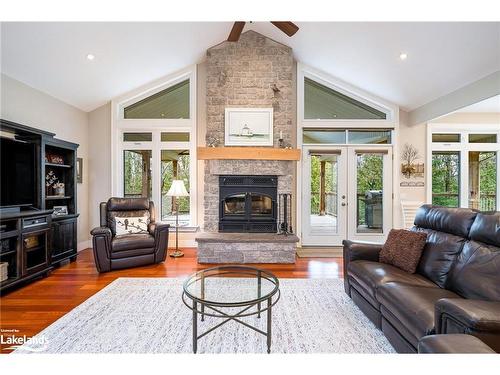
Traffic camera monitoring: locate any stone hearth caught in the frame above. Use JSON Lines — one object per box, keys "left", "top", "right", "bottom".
{"left": 196, "top": 233, "right": 299, "bottom": 264}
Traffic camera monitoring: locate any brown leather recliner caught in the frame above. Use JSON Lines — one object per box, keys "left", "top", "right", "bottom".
{"left": 343, "top": 205, "right": 500, "bottom": 353}
{"left": 90, "top": 197, "right": 169, "bottom": 272}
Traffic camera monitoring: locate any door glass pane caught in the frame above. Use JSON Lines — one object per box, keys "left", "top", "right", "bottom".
{"left": 161, "top": 150, "right": 190, "bottom": 224}
{"left": 309, "top": 153, "right": 338, "bottom": 232}
{"left": 304, "top": 78, "right": 387, "bottom": 120}
{"left": 469, "top": 151, "right": 497, "bottom": 211}
{"left": 432, "top": 133, "right": 460, "bottom": 143}
{"left": 124, "top": 79, "right": 189, "bottom": 119}
{"left": 303, "top": 129, "right": 346, "bottom": 144}
{"left": 469, "top": 134, "right": 497, "bottom": 143}
{"left": 123, "top": 150, "right": 152, "bottom": 199}
{"left": 123, "top": 132, "right": 152, "bottom": 142}
{"left": 348, "top": 130, "right": 391, "bottom": 144}
{"left": 224, "top": 194, "right": 246, "bottom": 215}
{"left": 432, "top": 152, "right": 460, "bottom": 207}
{"left": 356, "top": 153, "right": 383, "bottom": 233}
{"left": 251, "top": 194, "right": 272, "bottom": 216}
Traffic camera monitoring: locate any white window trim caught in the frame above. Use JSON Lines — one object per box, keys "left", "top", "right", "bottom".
{"left": 111, "top": 65, "right": 198, "bottom": 226}
{"left": 426, "top": 123, "right": 500, "bottom": 210}
{"left": 296, "top": 63, "right": 400, "bottom": 244}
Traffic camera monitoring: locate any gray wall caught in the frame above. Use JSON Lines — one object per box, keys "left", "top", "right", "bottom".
{"left": 1, "top": 74, "right": 90, "bottom": 248}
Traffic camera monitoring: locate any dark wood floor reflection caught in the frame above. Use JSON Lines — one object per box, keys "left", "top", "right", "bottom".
{"left": 0, "top": 248, "right": 342, "bottom": 352}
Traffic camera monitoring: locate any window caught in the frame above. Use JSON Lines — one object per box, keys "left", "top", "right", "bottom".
{"left": 303, "top": 129, "right": 346, "bottom": 144}
{"left": 469, "top": 151, "right": 497, "bottom": 211}
{"left": 123, "top": 132, "right": 152, "bottom": 142}
{"left": 348, "top": 130, "right": 391, "bottom": 144}
{"left": 304, "top": 77, "right": 387, "bottom": 120}
{"left": 123, "top": 150, "right": 152, "bottom": 199}
{"left": 161, "top": 150, "right": 190, "bottom": 225}
{"left": 123, "top": 79, "right": 190, "bottom": 119}
{"left": 432, "top": 133, "right": 460, "bottom": 143}
{"left": 161, "top": 132, "right": 190, "bottom": 142}
{"left": 431, "top": 152, "right": 460, "bottom": 207}
{"left": 469, "top": 134, "right": 497, "bottom": 143}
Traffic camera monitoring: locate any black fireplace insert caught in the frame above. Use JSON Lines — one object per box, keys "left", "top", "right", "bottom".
{"left": 219, "top": 175, "right": 277, "bottom": 233}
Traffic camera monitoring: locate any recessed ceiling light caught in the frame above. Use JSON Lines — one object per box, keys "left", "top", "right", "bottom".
{"left": 86, "top": 54, "right": 95, "bottom": 61}
{"left": 399, "top": 53, "right": 408, "bottom": 61}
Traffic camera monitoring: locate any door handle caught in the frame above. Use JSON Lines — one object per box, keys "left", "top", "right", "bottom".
{"left": 342, "top": 195, "right": 346, "bottom": 199}
{"left": 341, "top": 203, "right": 346, "bottom": 206}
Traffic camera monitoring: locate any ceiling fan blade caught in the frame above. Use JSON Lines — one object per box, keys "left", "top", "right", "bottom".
{"left": 270, "top": 21, "right": 299, "bottom": 37}
{"left": 227, "top": 22, "right": 246, "bottom": 42}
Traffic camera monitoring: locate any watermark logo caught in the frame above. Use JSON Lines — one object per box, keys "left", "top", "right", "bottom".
{"left": 1, "top": 329, "right": 49, "bottom": 352}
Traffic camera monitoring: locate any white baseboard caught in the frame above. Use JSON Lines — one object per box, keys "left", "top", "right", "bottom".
{"left": 77, "top": 240, "right": 91, "bottom": 252}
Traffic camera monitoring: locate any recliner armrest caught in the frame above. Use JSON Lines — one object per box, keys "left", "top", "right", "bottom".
{"left": 436, "top": 298, "right": 500, "bottom": 333}
{"left": 342, "top": 240, "right": 382, "bottom": 262}
{"left": 90, "top": 226, "right": 112, "bottom": 237}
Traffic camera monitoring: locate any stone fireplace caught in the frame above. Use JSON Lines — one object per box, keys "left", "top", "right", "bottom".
{"left": 196, "top": 30, "right": 298, "bottom": 263}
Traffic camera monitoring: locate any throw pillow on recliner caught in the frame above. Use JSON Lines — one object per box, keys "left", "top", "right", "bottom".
{"left": 379, "top": 229, "right": 427, "bottom": 273}
{"left": 114, "top": 215, "right": 150, "bottom": 235}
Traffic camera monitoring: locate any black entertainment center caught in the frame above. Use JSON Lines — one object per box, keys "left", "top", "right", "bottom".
{"left": 0, "top": 119, "right": 79, "bottom": 292}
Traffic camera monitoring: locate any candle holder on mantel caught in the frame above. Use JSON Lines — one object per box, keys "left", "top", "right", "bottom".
{"left": 278, "top": 193, "right": 293, "bottom": 235}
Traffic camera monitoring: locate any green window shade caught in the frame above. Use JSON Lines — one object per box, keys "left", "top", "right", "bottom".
{"left": 469, "top": 134, "right": 497, "bottom": 143}
{"left": 123, "top": 132, "right": 152, "bottom": 142}
{"left": 124, "top": 80, "right": 190, "bottom": 119}
{"left": 303, "top": 129, "right": 346, "bottom": 144}
{"left": 432, "top": 134, "right": 461, "bottom": 143}
{"left": 304, "top": 78, "right": 387, "bottom": 120}
{"left": 161, "top": 132, "right": 190, "bottom": 142}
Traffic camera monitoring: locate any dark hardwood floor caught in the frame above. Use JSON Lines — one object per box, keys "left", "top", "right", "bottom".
{"left": 0, "top": 248, "right": 342, "bottom": 353}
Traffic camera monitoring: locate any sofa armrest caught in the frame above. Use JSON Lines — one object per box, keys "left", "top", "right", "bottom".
{"left": 436, "top": 299, "right": 500, "bottom": 333}
{"left": 342, "top": 240, "right": 382, "bottom": 262}
{"left": 153, "top": 223, "right": 170, "bottom": 262}
{"left": 418, "top": 334, "right": 496, "bottom": 354}
{"left": 90, "top": 226, "right": 112, "bottom": 273}
{"left": 342, "top": 240, "right": 383, "bottom": 296}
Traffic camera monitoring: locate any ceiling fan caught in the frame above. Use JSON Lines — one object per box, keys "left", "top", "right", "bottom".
{"left": 227, "top": 21, "right": 299, "bottom": 42}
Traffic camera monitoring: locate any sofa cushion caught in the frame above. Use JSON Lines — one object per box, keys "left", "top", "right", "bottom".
{"left": 412, "top": 229, "right": 467, "bottom": 288}
{"left": 347, "top": 260, "right": 438, "bottom": 305}
{"left": 379, "top": 229, "right": 427, "bottom": 273}
{"left": 110, "top": 247, "right": 155, "bottom": 259}
{"left": 377, "top": 282, "right": 461, "bottom": 343}
{"left": 414, "top": 205, "right": 477, "bottom": 238}
{"left": 469, "top": 212, "right": 500, "bottom": 247}
{"left": 112, "top": 233, "right": 155, "bottom": 253}
{"left": 446, "top": 240, "right": 500, "bottom": 301}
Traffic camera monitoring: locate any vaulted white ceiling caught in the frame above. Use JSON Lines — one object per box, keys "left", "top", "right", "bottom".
{"left": 1, "top": 22, "right": 499, "bottom": 112}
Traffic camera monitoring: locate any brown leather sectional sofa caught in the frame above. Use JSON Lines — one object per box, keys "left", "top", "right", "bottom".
{"left": 90, "top": 198, "right": 170, "bottom": 272}
{"left": 343, "top": 205, "right": 500, "bottom": 353}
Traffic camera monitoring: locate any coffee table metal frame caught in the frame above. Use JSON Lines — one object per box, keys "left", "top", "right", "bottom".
{"left": 182, "top": 265, "right": 280, "bottom": 354}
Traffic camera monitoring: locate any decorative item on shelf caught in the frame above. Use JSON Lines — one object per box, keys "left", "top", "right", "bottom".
{"left": 207, "top": 136, "right": 219, "bottom": 148}
{"left": 0, "top": 262, "right": 8, "bottom": 282}
{"left": 225, "top": 108, "right": 273, "bottom": 146}
{"left": 278, "top": 130, "right": 285, "bottom": 148}
{"left": 47, "top": 153, "right": 65, "bottom": 165}
{"left": 401, "top": 143, "right": 424, "bottom": 178}
{"left": 24, "top": 236, "right": 39, "bottom": 249}
{"left": 53, "top": 182, "right": 65, "bottom": 196}
{"left": 45, "top": 170, "right": 58, "bottom": 196}
{"left": 52, "top": 205, "right": 68, "bottom": 217}
{"left": 278, "top": 193, "right": 293, "bottom": 235}
{"left": 166, "top": 180, "right": 190, "bottom": 258}
{"left": 76, "top": 157, "right": 83, "bottom": 183}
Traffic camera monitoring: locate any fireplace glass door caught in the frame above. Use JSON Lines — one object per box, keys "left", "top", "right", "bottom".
{"left": 250, "top": 194, "right": 273, "bottom": 216}
{"left": 224, "top": 194, "right": 246, "bottom": 216}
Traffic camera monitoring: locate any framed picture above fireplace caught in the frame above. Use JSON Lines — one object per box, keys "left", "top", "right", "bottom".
{"left": 225, "top": 108, "right": 273, "bottom": 146}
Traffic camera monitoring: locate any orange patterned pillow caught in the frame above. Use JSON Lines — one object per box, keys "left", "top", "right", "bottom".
{"left": 379, "top": 229, "right": 427, "bottom": 273}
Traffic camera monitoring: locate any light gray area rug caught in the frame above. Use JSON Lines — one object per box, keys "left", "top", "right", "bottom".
{"left": 15, "top": 277, "right": 395, "bottom": 354}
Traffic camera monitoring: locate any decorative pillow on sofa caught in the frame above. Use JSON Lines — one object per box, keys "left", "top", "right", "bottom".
{"left": 379, "top": 229, "right": 427, "bottom": 273}
{"left": 114, "top": 216, "right": 150, "bottom": 236}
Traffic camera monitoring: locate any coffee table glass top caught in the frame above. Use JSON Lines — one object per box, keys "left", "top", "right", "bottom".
{"left": 183, "top": 266, "right": 279, "bottom": 306}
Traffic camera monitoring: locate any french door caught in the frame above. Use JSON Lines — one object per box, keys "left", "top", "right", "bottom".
{"left": 301, "top": 145, "right": 393, "bottom": 246}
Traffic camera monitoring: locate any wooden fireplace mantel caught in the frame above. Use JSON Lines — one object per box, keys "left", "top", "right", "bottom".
{"left": 197, "top": 147, "right": 301, "bottom": 161}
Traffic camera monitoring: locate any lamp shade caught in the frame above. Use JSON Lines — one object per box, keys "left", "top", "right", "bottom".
{"left": 166, "top": 180, "right": 189, "bottom": 197}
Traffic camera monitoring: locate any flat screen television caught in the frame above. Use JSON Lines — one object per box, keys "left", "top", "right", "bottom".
{"left": 0, "top": 137, "right": 37, "bottom": 208}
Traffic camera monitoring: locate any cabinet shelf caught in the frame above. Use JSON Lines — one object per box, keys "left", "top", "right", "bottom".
{"left": 46, "top": 195, "right": 72, "bottom": 200}
{"left": 0, "top": 249, "right": 17, "bottom": 257}
{"left": 45, "top": 162, "right": 72, "bottom": 168}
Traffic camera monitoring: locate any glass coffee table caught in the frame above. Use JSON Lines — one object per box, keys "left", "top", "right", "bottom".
{"left": 182, "top": 265, "right": 280, "bottom": 353}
